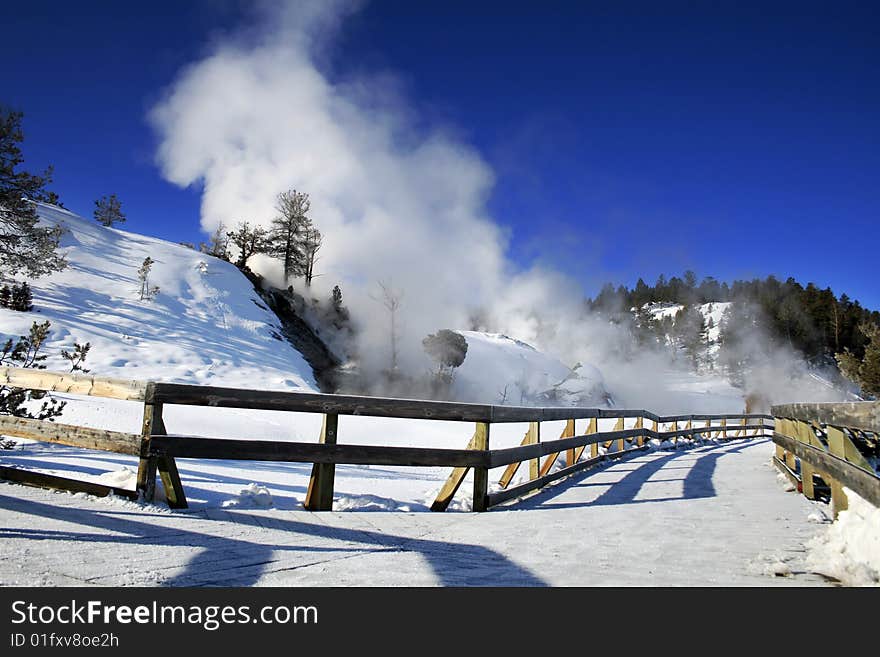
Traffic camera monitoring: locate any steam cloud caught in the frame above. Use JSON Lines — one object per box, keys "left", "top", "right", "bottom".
{"left": 150, "top": 0, "right": 845, "bottom": 411}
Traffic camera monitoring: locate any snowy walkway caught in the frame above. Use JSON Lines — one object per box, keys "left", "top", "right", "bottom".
{"left": 0, "top": 438, "right": 829, "bottom": 586}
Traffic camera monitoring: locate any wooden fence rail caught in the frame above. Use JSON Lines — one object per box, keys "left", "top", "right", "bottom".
{"left": 0, "top": 366, "right": 778, "bottom": 512}
{"left": 771, "top": 401, "right": 880, "bottom": 517}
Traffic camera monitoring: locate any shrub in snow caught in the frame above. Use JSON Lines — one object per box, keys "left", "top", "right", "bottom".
{"left": 137, "top": 256, "right": 160, "bottom": 301}
{"left": 0, "top": 281, "right": 33, "bottom": 312}
{"left": 0, "top": 321, "right": 66, "bottom": 428}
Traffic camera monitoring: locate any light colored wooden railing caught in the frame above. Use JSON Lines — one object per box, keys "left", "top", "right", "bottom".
{"left": 772, "top": 402, "right": 880, "bottom": 517}
{"left": 0, "top": 366, "right": 773, "bottom": 512}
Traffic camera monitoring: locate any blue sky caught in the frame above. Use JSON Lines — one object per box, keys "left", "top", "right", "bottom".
{"left": 7, "top": 1, "right": 879, "bottom": 308}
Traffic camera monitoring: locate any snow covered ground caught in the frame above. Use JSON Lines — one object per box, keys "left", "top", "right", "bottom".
{"left": 0, "top": 204, "right": 875, "bottom": 586}
{"left": 0, "top": 438, "right": 844, "bottom": 586}
{"left": 453, "top": 331, "right": 607, "bottom": 406}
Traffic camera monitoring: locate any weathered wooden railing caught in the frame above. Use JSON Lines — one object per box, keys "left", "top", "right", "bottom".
{"left": 771, "top": 401, "right": 880, "bottom": 517}
{"left": 0, "top": 366, "right": 773, "bottom": 512}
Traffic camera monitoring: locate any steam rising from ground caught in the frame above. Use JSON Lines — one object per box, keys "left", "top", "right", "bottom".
{"left": 150, "top": 1, "right": 845, "bottom": 410}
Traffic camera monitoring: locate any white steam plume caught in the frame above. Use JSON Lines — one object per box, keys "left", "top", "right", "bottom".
{"left": 150, "top": 1, "right": 845, "bottom": 411}
{"left": 149, "top": 0, "right": 534, "bottom": 375}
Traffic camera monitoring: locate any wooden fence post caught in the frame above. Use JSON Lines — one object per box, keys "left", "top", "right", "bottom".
{"left": 431, "top": 428, "right": 482, "bottom": 510}
{"left": 304, "top": 413, "right": 338, "bottom": 511}
{"left": 604, "top": 416, "right": 625, "bottom": 452}
{"left": 472, "top": 422, "right": 490, "bottom": 512}
{"left": 136, "top": 389, "right": 161, "bottom": 503}
{"left": 721, "top": 418, "right": 727, "bottom": 440}
{"left": 565, "top": 419, "right": 576, "bottom": 466}
{"left": 589, "top": 418, "right": 599, "bottom": 458}
{"left": 528, "top": 421, "right": 540, "bottom": 480}
{"left": 634, "top": 417, "right": 644, "bottom": 447}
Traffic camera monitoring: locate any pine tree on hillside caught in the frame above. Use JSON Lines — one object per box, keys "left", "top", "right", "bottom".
{"left": 227, "top": 220, "right": 269, "bottom": 270}
{"left": 93, "top": 193, "right": 126, "bottom": 227}
{"left": 200, "top": 222, "right": 230, "bottom": 261}
{"left": 0, "top": 107, "right": 66, "bottom": 277}
{"left": 301, "top": 225, "right": 322, "bottom": 287}
{"left": 268, "top": 190, "right": 310, "bottom": 283}
{"left": 836, "top": 322, "right": 880, "bottom": 397}
{"left": 673, "top": 305, "right": 706, "bottom": 368}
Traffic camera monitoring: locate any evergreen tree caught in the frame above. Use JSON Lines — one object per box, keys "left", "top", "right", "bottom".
{"left": 673, "top": 305, "right": 706, "bottom": 368}
{"left": 10, "top": 281, "right": 33, "bottom": 311}
{"left": 836, "top": 323, "right": 880, "bottom": 397}
{"left": 228, "top": 220, "right": 269, "bottom": 270}
{"left": 200, "top": 222, "right": 230, "bottom": 261}
{"left": 0, "top": 107, "right": 66, "bottom": 277}
{"left": 331, "top": 285, "right": 343, "bottom": 312}
{"left": 93, "top": 193, "right": 126, "bottom": 227}
{"left": 422, "top": 329, "right": 468, "bottom": 384}
{"left": 268, "top": 190, "right": 310, "bottom": 283}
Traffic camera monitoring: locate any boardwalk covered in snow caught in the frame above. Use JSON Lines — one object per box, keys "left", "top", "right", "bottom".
{"left": 0, "top": 438, "right": 829, "bottom": 587}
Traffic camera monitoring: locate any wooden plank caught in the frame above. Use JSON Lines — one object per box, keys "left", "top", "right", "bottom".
{"left": 784, "top": 421, "right": 797, "bottom": 471}
{"left": 430, "top": 429, "right": 481, "bottom": 512}
{"left": 772, "top": 432, "right": 880, "bottom": 509}
{"left": 136, "top": 399, "right": 163, "bottom": 502}
{"left": 151, "top": 435, "right": 487, "bottom": 467}
{"left": 472, "top": 422, "right": 490, "bottom": 512}
{"left": 0, "top": 415, "right": 140, "bottom": 455}
{"left": 0, "top": 465, "right": 138, "bottom": 500}
{"left": 151, "top": 382, "right": 497, "bottom": 423}
{"left": 156, "top": 455, "right": 188, "bottom": 510}
{"left": 796, "top": 420, "right": 816, "bottom": 499}
{"left": 304, "top": 413, "right": 338, "bottom": 511}
{"left": 825, "top": 426, "right": 850, "bottom": 515}
{"left": 589, "top": 418, "right": 599, "bottom": 459}
{"left": 541, "top": 408, "right": 600, "bottom": 421}
{"left": 772, "top": 401, "right": 880, "bottom": 434}
{"left": 0, "top": 366, "right": 147, "bottom": 401}
{"left": 497, "top": 427, "right": 531, "bottom": 489}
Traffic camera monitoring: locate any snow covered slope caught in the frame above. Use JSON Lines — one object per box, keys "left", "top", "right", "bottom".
{"left": 453, "top": 331, "right": 608, "bottom": 406}
{"left": 0, "top": 203, "right": 317, "bottom": 391}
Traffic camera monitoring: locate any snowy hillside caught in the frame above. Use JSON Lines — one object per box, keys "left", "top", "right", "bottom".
{"left": 453, "top": 331, "right": 608, "bottom": 406}
{"left": 646, "top": 300, "right": 730, "bottom": 347}
{"left": 0, "top": 203, "right": 317, "bottom": 391}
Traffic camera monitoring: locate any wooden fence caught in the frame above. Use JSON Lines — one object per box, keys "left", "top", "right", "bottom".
{"left": 771, "top": 401, "right": 880, "bottom": 517}
{"left": 0, "top": 366, "right": 773, "bottom": 512}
